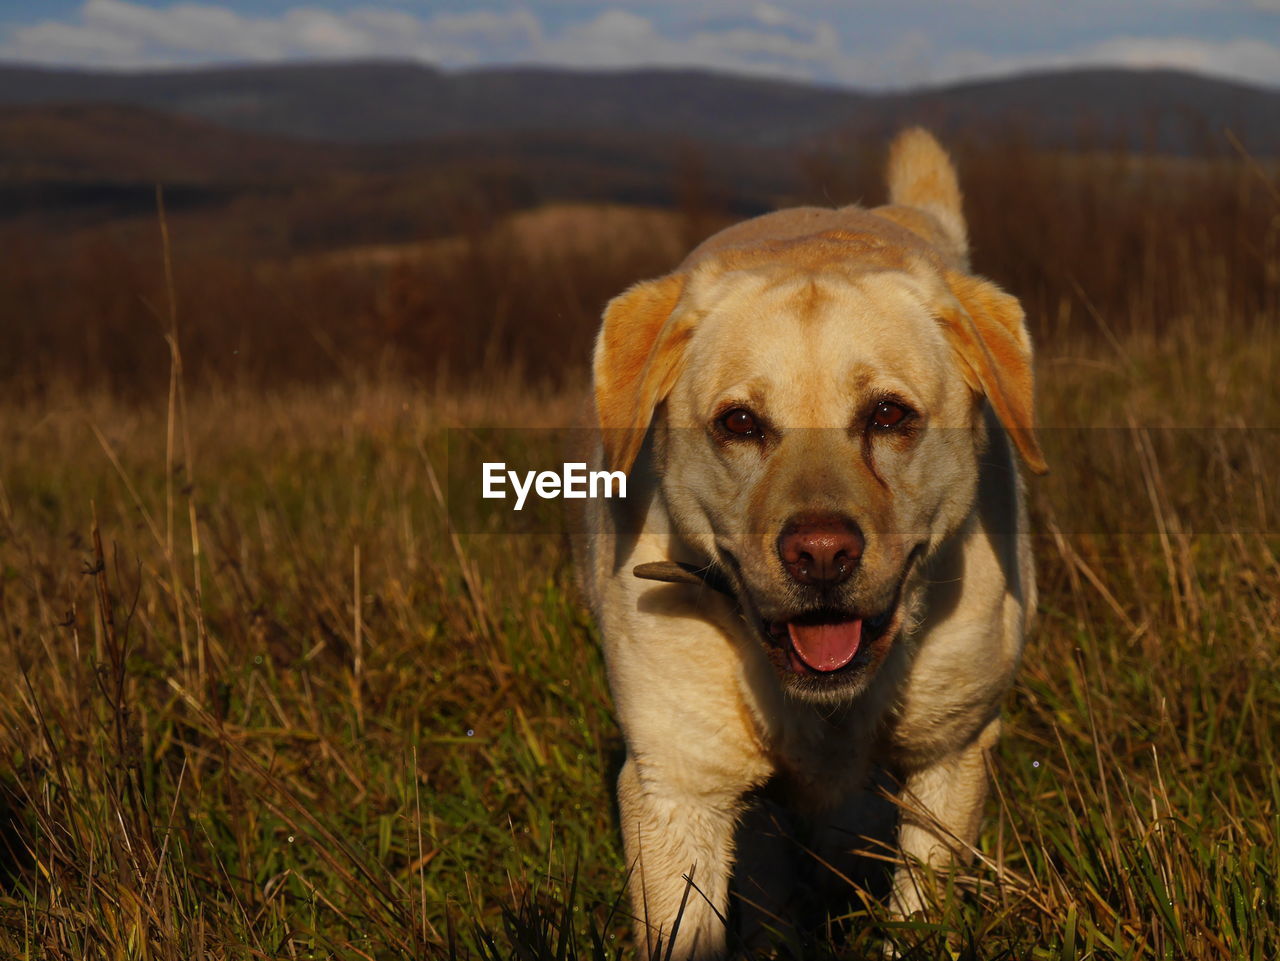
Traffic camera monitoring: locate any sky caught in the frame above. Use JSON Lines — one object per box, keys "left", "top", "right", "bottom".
{"left": 0, "top": 0, "right": 1278, "bottom": 90}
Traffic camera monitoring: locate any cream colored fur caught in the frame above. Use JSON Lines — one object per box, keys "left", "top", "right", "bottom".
{"left": 573, "top": 128, "right": 1041, "bottom": 959}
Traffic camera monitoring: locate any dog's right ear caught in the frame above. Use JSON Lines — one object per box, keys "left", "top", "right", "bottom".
{"left": 593, "top": 273, "right": 691, "bottom": 474}
{"left": 936, "top": 268, "right": 1048, "bottom": 475}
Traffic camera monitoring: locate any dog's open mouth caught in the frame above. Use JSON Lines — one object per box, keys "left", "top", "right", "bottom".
{"left": 765, "top": 606, "right": 895, "bottom": 675}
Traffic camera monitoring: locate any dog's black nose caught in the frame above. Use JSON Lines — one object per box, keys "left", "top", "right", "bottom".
{"left": 777, "top": 514, "right": 864, "bottom": 587}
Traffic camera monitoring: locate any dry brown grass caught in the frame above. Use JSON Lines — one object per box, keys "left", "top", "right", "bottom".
{"left": 3, "top": 138, "right": 1275, "bottom": 398}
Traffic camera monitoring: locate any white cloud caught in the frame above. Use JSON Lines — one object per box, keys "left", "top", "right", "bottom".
{"left": 751, "top": 2, "right": 791, "bottom": 28}
{"left": 0, "top": 0, "right": 539, "bottom": 68}
{"left": 0, "top": 0, "right": 1277, "bottom": 91}
{"left": 537, "top": 5, "right": 845, "bottom": 80}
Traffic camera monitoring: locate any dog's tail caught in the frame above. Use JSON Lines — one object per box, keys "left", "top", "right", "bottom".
{"left": 885, "top": 127, "right": 967, "bottom": 261}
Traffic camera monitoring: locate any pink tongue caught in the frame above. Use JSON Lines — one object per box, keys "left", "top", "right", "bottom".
{"left": 787, "top": 619, "right": 863, "bottom": 672}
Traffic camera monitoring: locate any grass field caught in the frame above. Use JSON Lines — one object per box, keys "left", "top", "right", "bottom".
{"left": 2, "top": 148, "right": 1279, "bottom": 959}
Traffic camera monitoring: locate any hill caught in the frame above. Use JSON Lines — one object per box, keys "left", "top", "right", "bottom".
{"left": 0, "top": 99, "right": 791, "bottom": 247}
{"left": 0, "top": 61, "right": 1277, "bottom": 155}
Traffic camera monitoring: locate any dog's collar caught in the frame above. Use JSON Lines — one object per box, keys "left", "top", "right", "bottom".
{"left": 632, "top": 561, "right": 736, "bottom": 597}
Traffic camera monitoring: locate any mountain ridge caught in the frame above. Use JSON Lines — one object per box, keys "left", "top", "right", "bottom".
{"left": 0, "top": 60, "right": 1276, "bottom": 154}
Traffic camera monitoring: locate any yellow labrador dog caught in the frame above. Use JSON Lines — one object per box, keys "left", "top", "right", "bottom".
{"left": 575, "top": 128, "right": 1045, "bottom": 958}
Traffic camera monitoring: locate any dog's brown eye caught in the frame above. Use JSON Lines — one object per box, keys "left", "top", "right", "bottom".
{"left": 871, "top": 400, "right": 909, "bottom": 430}
{"left": 721, "top": 408, "right": 759, "bottom": 436}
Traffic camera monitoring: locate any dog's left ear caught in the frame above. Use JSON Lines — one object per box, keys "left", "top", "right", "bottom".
{"left": 593, "top": 272, "right": 692, "bottom": 474}
{"left": 936, "top": 269, "right": 1048, "bottom": 474}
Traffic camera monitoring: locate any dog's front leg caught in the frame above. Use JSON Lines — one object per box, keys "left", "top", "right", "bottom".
{"left": 889, "top": 716, "right": 1001, "bottom": 919}
{"left": 617, "top": 757, "right": 741, "bottom": 961}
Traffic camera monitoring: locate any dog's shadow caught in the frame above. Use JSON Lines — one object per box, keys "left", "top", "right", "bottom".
{"left": 730, "top": 772, "right": 900, "bottom": 956}
{"left": 603, "top": 743, "right": 900, "bottom": 957}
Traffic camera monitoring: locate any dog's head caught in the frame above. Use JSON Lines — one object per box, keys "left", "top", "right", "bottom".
{"left": 593, "top": 129, "right": 1045, "bottom": 703}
